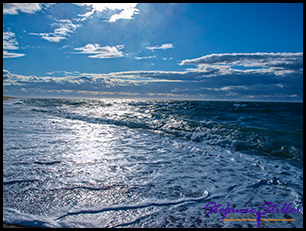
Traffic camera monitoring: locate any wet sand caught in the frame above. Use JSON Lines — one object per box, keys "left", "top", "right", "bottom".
{"left": 3, "top": 96, "right": 19, "bottom": 101}
{"left": 3, "top": 223, "right": 31, "bottom": 228}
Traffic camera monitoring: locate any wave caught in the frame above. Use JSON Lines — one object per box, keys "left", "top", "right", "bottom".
{"left": 234, "top": 103, "right": 249, "bottom": 108}
{"left": 33, "top": 161, "right": 61, "bottom": 165}
{"left": 3, "top": 207, "right": 59, "bottom": 228}
{"left": 3, "top": 98, "right": 303, "bottom": 228}
{"left": 20, "top": 98, "right": 303, "bottom": 162}
{"left": 3, "top": 178, "right": 39, "bottom": 185}
{"left": 56, "top": 191, "right": 209, "bottom": 220}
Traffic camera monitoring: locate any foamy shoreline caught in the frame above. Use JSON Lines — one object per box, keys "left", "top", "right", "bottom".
{"left": 3, "top": 97, "right": 26, "bottom": 228}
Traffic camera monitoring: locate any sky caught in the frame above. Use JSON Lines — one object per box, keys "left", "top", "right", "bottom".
{"left": 3, "top": 3, "right": 303, "bottom": 101}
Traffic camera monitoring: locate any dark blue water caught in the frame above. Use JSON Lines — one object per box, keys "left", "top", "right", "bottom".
{"left": 3, "top": 98, "right": 303, "bottom": 227}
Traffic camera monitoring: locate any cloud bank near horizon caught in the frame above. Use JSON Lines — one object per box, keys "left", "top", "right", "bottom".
{"left": 3, "top": 52, "right": 303, "bottom": 101}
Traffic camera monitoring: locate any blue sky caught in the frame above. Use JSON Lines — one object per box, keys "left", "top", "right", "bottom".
{"left": 3, "top": 3, "right": 303, "bottom": 101}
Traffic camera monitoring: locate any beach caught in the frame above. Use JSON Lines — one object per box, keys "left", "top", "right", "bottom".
{"left": 3, "top": 98, "right": 303, "bottom": 228}
{"left": 3, "top": 98, "right": 17, "bottom": 228}
{"left": 3, "top": 96, "right": 19, "bottom": 101}
{"left": 3, "top": 96, "right": 29, "bottom": 229}
{"left": 3, "top": 223, "right": 32, "bottom": 228}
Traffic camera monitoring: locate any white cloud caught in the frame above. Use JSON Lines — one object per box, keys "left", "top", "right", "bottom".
{"left": 178, "top": 52, "right": 303, "bottom": 81}
{"left": 146, "top": 43, "right": 174, "bottom": 51}
{"left": 3, "top": 3, "right": 43, "bottom": 14}
{"left": 3, "top": 69, "right": 16, "bottom": 79}
{"left": 3, "top": 31, "right": 26, "bottom": 58}
{"left": 75, "top": 3, "right": 139, "bottom": 22}
{"left": 180, "top": 52, "right": 303, "bottom": 71}
{"left": 29, "top": 19, "right": 81, "bottom": 43}
{"left": 135, "top": 55, "right": 156, "bottom": 60}
{"left": 3, "top": 66, "right": 303, "bottom": 101}
{"left": 46, "top": 70, "right": 81, "bottom": 77}
{"left": 3, "top": 51, "right": 26, "bottom": 58}
{"left": 109, "top": 4, "right": 139, "bottom": 22}
{"left": 3, "top": 31, "right": 19, "bottom": 50}
{"left": 205, "top": 86, "right": 248, "bottom": 91}
{"left": 73, "top": 43, "right": 124, "bottom": 59}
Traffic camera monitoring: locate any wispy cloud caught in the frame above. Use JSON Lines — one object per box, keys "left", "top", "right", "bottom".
{"left": 73, "top": 44, "right": 124, "bottom": 59}
{"left": 146, "top": 43, "right": 174, "bottom": 51}
{"left": 46, "top": 70, "right": 81, "bottom": 77}
{"left": 3, "top": 31, "right": 26, "bottom": 58}
{"left": 134, "top": 55, "right": 156, "bottom": 60}
{"left": 29, "top": 19, "right": 81, "bottom": 42}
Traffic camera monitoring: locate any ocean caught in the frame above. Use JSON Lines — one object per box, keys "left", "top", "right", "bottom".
{"left": 3, "top": 98, "right": 303, "bottom": 228}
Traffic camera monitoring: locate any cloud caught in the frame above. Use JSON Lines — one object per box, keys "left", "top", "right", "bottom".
{"left": 3, "top": 31, "right": 19, "bottom": 50}
{"left": 3, "top": 54, "right": 303, "bottom": 101}
{"left": 134, "top": 55, "right": 156, "bottom": 60}
{"left": 73, "top": 44, "right": 124, "bottom": 59}
{"left": 29, "top": 19, "right": 81, "bottom": 42}
{"left": 3, "top": 51, "right": 26, "bottom": 59}
{"left": 3, "top": 70, "right": 146, "bottom": 98}
{"left": 205, "top": 85, "right": 248, "bottom": 91}
{"left": 108, "top": 4, "right": 140, "bottom": 22}
{"left": 146, "top": 43, "right": 174, "bottom": 51}
{"left": 180, "top": 52, "right": 303, "bottom": 71}
{"left": 74, "top": 3, "right": 139, "bottom": 22}
{"left": 3, "top": 69, "right": 16, "bottom": 80}
{"left": 3, "top": 3, "right": 139, "bottom": 23}
{"left": 46, "top": 70, "right": 81, "bottom": 77}
{"left": 3, "top": 3, "right": 44, "bottom": 14}
{"left": 3, "top": 31, "right": 26, "bottom": 58}
{"left": 3, "top": 3, "right": 139, "bottom": 22}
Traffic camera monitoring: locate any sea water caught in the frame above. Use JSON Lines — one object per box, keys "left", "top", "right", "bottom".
{"left": 3, "top": 98, "right": 303, "bottom": 228}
